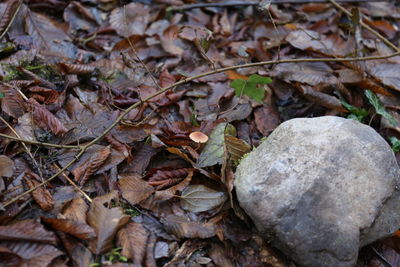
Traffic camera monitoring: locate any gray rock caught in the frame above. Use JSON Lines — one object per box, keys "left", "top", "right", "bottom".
{"left": 234, "top": 116, "right": 400, "bottom": 267}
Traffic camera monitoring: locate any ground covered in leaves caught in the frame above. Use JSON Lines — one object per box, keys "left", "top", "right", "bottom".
{"left": 0, "top": 0, "right": 400, "bottom": 266}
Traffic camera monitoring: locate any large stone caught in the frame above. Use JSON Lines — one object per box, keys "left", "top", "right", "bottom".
{"left": 234, "top": 116, "right": 400, "bottom": 267}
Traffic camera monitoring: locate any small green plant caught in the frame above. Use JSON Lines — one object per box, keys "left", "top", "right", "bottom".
{"left": 389, "top": 137, "right": 400, "bottom": 153}
{"left": 365, "top": 90, "right": 397, "bottom": 126}
{"left": 105, "top": 247, "right": 128, "bottom": 263}
{"left": 340, "top": 100, "right": 368, "bottom": 122}
{"left": 230, "top": 74, "right": 272, "bottom": 102}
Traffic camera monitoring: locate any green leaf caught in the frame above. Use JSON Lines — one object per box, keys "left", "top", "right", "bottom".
{"left": 197, "top": 123, "right": 236, "bottom": 167}
{"left": 340, "top": 100, "right": 368, "bottom": 122}
{"left": 365, "top": 90, "right": 398, "bottom": 126}
{"left": 230, "top": 74, "right": 272, "bottom": 102}
{"left": 0, "top": 92, "right": 4, "bottom": 98}
{"left": 389, "top": 137, "right": 400, "bottom": 153}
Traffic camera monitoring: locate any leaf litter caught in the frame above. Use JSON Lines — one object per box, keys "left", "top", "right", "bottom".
{"left": 0, "top": 0, "right": 399, "bottom": 266}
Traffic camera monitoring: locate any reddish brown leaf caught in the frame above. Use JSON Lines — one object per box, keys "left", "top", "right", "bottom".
{"left": 117, "top": 222, "right": 149, "bottom": 264}
{"left": 365, "top": 20, "right": 398, "bottom": 39}
{"left": 71, "top": 146, "right": 111, "bottom": 185}
{"left": 0, "top": 155, "right": 14, "bottom": 177}
{"left": 119, "top": 175, "right": 155, "bottom": 205}
{"left": 160, "top": 25, "right": 184, "bottom": 56}
{"left": 25, "top": 10, "right": 77, "bottom": 61}
{"left": 253, "top": 105, "right": 281, "bottom": 136}
{"left": 147, "top": 168, "right": 193, "bottom": 183}
{"left": 87, "top": 192, "right": 130, "bottom": 254}
{"left": 24, "top": 172, "right": 54, "bottom": 211}
{"left": 369, "top": 63, "right": 400, "bottom": 92}
{"left": 29, "top": 98, "right": 67, "bottom": 136}
{"left": 109, "top": 3, "right": 151, "bottom": 37}
{"left": 154, "top": 170, "right": 193, "bottom": 201}
{"left": 1, "top": 86, "right": 25, "bottom": 118}
{"left": 58, "top": 63, "right": 96, "bottom": 75}
{"left": 42, "top": 217, "right": 95, "bottom": 240}
{"left": 62, "top": 197, "right": 89, "bottom": 223}
{"left": 225, "top": 70, "right": 248, "bottom": 80}
{"left": 159, "top": 69, "right": 176, "bottom": 88}
{"left": 162, "top": 215, "right": 216, "bottom": 239}
{"left": 0, "top": 219, "right": 56, "bottom": 244}
{"left": 298, "top": 84, "right": 347, "bottom": 112}
{"left": 0, "top": 241, "right": 62, "bottom": 267}
{"left": 0, "top": 0, "right": 22, "bottom": 38}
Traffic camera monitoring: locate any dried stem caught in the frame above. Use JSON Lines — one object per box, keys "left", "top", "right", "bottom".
{"left": 0, "top": 0, "right": 23, "bottom": 40}
{"left": 328, "top": 0, "right": 400, "bottom": 53}
{"left": 52, "top": 163, "right": 92, "bottom": 203}
{"left": 0, "top": 133, "right": 80, "bottom": 149}
{"left": 0, "top": 116, "right": 44, "bottom": 180}
{"left": 2, "top": 51, "right": 400, "bottom": 209}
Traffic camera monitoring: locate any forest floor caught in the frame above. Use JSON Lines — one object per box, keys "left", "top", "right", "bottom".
{"left": 0, "top": 0, "right": 400, "bottom": 266}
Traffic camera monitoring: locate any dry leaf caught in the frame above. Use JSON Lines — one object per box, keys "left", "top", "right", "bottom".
{"left": 117, "top": 222, "right": 149, "bottom": 264}
{"left": 71, "top": 146, "right": 111, "bottom": 185}
{"left": 0, "top": 155, "right": 14, "bottom": 177}
{"left": 24, "top": 172, "right": 54, "bottom": 211}
{"left": 162, "top": 215, "right": 215, "bottom": 239}
{"left": 41, "top": 217, "right": 96, "bottom": 240}
{"left": 29, "top": 98, "right": 68, "bottom": 136}
{"left": 87, "top": 193, "right": 130, "bottom": 254}
{"left": 180, "top": 185, "right": 227, "bottom": 213}
{"left": 119, "top": 175, "right": 155, "bottom": 205}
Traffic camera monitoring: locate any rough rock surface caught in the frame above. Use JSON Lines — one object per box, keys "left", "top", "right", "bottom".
{"left": 235, "top": 116, "right": 400, "bottom": 267}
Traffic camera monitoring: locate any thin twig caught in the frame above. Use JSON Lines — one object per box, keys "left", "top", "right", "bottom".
{"left": 0, "top": 133, "right": 80, "bottom": 149}
{"left": 371, "top": 246, "right": 393, "bottom": 267}
{"left": 0, "top": 116, "right": 44, "bottom": 180}
{"left": 2, "top": 51, "right": 400, "bottom": 209}
{"left": 167, "top": 0, "right": 387, "bottom": 12}
{"left": 0, "top": 0, "right": 23, "bottom": 40}
{"left": 52, "top": 163, "right": 92, "bottom": 203}
{"left": 328, "top": 0, "right": 400, "bottom": 53}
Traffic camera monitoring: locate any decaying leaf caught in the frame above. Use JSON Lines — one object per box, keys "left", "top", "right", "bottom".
{"left": 29, "top": 98, "right": 68, "bottom": 136}
{"left": 180, "top": 184, "right": 227, "bottom": 213}
{"left": 197, "top": 123, "right": 236, "bottom": 167}
{"left": 119, "top": 175, "right": 155, "bottom": 205}
{"left": 109, "top": 3, "right": 151, "bottom": 37}
{"left": 62, "top": 197, "right": 89, "bottom": 223}
{"left": 370, "top": 63, "right": 400, "bottom": 92}
{"left": 117, "top": 222, "right": 149, "bottom": 264}
{"left": 225, "top": 135, "right": 251, "bottom": 164}
{"left": 25, "top": 10, "right": 77, "bottom": 61}
{"left": 41, "top": 217, "right": 96, "bottom": 240}
{"left": 162, "top": 215, "right": 216, "bottom": 239}
{"left": 87, "top": 192, "right": 130, "bottom": 254}
{"left": 0, "top": 219, "right": 56, "bottom": 243}
{"left": 71, "top": 146, "right": 111, "bottom": 185}
{"left": 0, "top": 155, "right": 14, "bottom": 177}
{"left": 23, "top": 172, "right": 54, "bottom": 211}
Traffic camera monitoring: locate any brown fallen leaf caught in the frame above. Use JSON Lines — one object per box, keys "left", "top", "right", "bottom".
{"left": 0, "top": 219, "right": 56, "bottom": 244}
{"left": 23, "top": 172, "right": 54, "bottom": 211}
{"left": 87, "top": 192, "right": 130, "bottom": 254}
{"left": 253, "top": 105, "right": 281, "bottom": 136}
{"left": 62, "top": 197, "right": 89, "bottom": 223}
{"left": 119, "top": 175, "right": 155, "bottom": 205}
{"left": 117, "top": 222, "right": 149, "bottom": 265}
{"left": 29, "top": 98, "right": 67, "bottom": 136}
{"left": 0, "top": 155, "right": 14, "bottom": 177}
{"left": 41, "top": 217, "right": 96, "bottom": 240}
{"left": 71, "top": 146, "right": 111, "bottom": 185}
{"left": 162, "top": 215, "right": 216, "bottom": 239}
